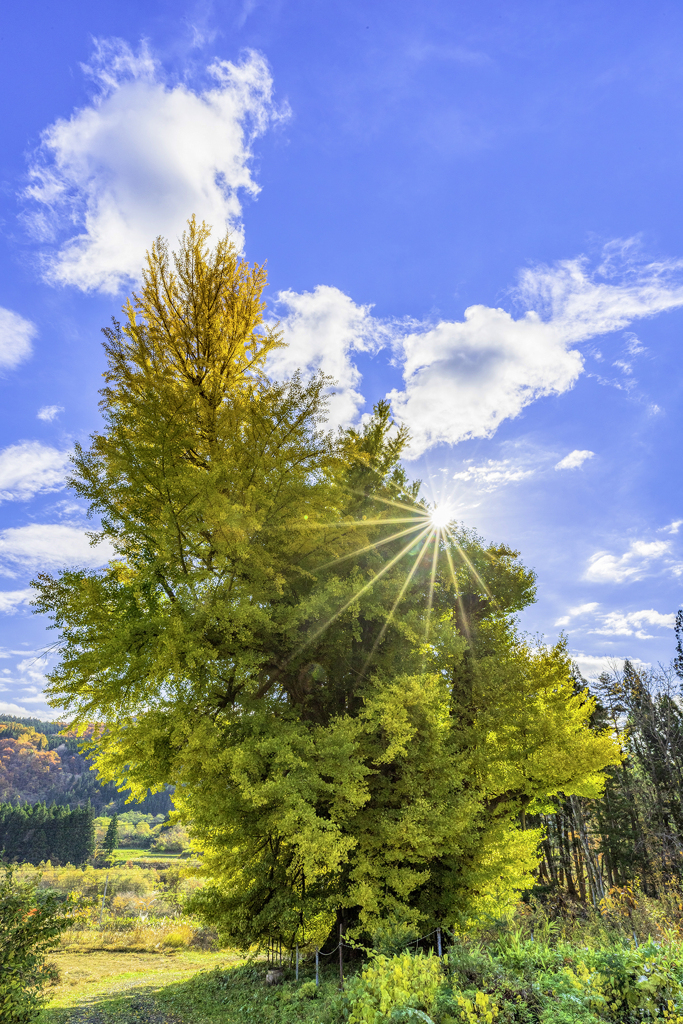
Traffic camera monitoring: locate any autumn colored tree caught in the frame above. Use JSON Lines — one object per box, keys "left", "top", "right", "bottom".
{"left": 0, "top": 725, "right": 62, "bottom": 803}
{"left": 34, "top": 219, "right": 621, "bottom": 950}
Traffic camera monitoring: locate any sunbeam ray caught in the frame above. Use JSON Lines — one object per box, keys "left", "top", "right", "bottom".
{"left": 360, "top": 527, "right": 436, "bottom": 676}
{"left": 296, "top": 523, "right": 434, "bottom": 656}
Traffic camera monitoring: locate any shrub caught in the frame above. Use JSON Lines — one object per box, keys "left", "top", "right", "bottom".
{"left": 298, "top": 980, "right": 318, "bottom": 1000}
{"left": 347, "top": 950, "right": 445, "bottom": 1024}
{"left": 0, "top": 865, "right": 69, "bottom": 1023}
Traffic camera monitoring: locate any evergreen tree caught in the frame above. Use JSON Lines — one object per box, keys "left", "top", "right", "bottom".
{"left": 102, "top": 814, "right": 118, "bottom": 859}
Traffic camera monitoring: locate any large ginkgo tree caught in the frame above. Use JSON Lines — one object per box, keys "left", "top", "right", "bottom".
{"left": 34, "top": 218, "right": 620, "bottom": 950}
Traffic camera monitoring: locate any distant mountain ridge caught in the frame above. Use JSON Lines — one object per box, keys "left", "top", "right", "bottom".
{"left": 0, "top": 717, "right": 173, "bottom": 815}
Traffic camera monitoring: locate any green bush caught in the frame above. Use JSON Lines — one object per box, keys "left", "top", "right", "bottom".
{"left": 347, "top": 950, "right": 445, "bottom": 1024}
{"left": 0, "top": 865, "right": 69, "bottom": 1023}
{"left": 298, "top": 980, "right": 318, "bottom": 999}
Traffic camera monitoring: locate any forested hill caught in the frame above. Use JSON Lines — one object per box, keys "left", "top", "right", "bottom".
{"left": 0, "top": 717, "right": 173, "bottom": 815}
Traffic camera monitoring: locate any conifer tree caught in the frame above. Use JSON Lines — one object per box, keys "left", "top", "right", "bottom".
{"left": 34, "top": 220, "right": 621, "bottom": 948}
{"left": 103, "top": 814, "right": 118, "bottom": 860}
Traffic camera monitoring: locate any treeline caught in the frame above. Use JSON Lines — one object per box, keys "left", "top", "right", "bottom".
{"left": 0, "top": 801, "right": 94, "bottom": 865}
{"left": 534, "top": 657, "right": 683, "bottom": 904}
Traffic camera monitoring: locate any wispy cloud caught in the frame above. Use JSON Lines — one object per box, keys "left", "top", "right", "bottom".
{"left": 268, "top": 286, "right": 390, "bottom": 430}
{"left": 0, "top": 308, "right": 37, "bottom": 371}
{"left": 452, "top": 458, "right": 535, "bottom": 490}
{"left": 0, "top": 589, "right": 34, "bottom": 615}
{"left": 37, "top": 405, "right": 64, "bottom": 422}
{"left": 0, "top": 524, "right": 114, "bottom": 576}
{"left": 555, "top": 449, "right": 594, "bottom": 470}
{"left": 572, "top": 653, "right": 650, "bottom": 680}
{"left": 0, "top": 700, "right": 56, "bottom": 718}
{"left": 24, "top": 39, "right": 287, "bottom": 293}
{"left": 555, "top": 602, "right": 599, "bottom": 626}
{"left": 660, "top": 520, "right": 683, "bottom": 535}
{"left": 585, "top": 539, "right": 674, "bottom": 583}
{"left": 0, "top": 442, "right": 70, "bottom": 502}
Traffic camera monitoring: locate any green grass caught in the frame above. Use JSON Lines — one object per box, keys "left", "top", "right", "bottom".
{"left": 109, "top": 848, "right": 183, "bottom": 862}
{"left": 39, "top": 951, "right": 347, "bottom": 1024}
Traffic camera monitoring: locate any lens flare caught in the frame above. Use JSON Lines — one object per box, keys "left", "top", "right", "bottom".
{"left": 430, "top": 504, "right": 454, "bottom": 529}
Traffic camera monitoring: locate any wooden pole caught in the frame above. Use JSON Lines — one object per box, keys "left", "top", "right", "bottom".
{"left": 296, "top": 943, "right": 299, "bottom": 982}
{"left": 339, "top": 922, "right": 344, "bottom": 988}
{"left": 436, "top": 927, "right": 442, "bottom": 957}
{"left": 315, "top": 948, "right": 319, "bottom": 987}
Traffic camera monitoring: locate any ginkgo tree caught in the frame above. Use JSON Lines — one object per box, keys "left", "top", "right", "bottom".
{"left": 34, "top": 218, "right": 621, "bottom": 951}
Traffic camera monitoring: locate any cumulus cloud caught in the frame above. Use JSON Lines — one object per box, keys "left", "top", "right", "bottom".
{"left": 389, "top": 244, "right": 683, "bottom": 457}
{"left": 269, "top": 286, "right": 390, "bottom": 429}
{"left": 0, "top": 589, "right": 34, "bottom": 615}
{"left": 0, "top": 308, "right": 37, "bottom": 370}
{"left": 0, "top": 524, "right": 115, "bottom": 576}
{"left": 585, "top": 539, "right": 673, "bottom": 583}
{"left": 0, "top": 442, "right": 70, "bottom": 502}
{"left": 24, "top": 39, "right": 285, "bottom": 293}
{"left": 557, "top": 601, "right": 674, "bottom": 639}
{"left": 37, "top": 405, "right": 64, "bottom": 422}
{"left": 660, "top": 520, "right": 683, "bottom": 535}
{"left": 591, "top": 609, "right": 676, "bottom": 639}
{"left": 388, "top": 306, "right": 583, "bottom": 457}
{"left": 452, "top": 458, "right": 535, "bottom": 490}
{"left": 555, "top": 449, "right": 595, "bottom": 471}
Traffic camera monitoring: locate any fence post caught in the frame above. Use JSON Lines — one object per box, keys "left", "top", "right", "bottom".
{"left": 296, "top": 943, "right": 299, "bottom": 982}
{"left": 339, "top": 922, "right": 344, "bottom": 988}
{"left": 315, "top": 948, "right": 319, "bottom": 987}
{"left": 437, "top": 926, "right": 442, "bottom": 957}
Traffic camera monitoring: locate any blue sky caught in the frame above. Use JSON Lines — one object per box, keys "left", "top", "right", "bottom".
{"left": 1, "top": 0, "right": 683, "bottom": 718}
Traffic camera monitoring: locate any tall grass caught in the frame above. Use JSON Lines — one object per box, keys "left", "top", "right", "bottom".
{"left": 16, "top": 861, "right": 214, "bottom": 952}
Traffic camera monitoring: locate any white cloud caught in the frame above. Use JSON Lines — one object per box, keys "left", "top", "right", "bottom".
{"left": 571, "top": 653, "right": 650, "bottom": 680}
{"left": 15, "top": 655, "right": 49, "bottom": 688}
{"left": 590, "top": 608, "right": 676, "bottom": 639}
{"left": 0, "top": 700, "right": 55, "bottom": 719}
{"left": 388, "top": 244, "right": 683, "bottom": 457}
{"left": 269, "top": 286, "right": 389, "bottom": 429}
{"left": 0, "top": 524, "right": 115, "bottom": 575}
{"left": 389, "top": 306, "right": 583, "bottom": 457}
{"left": 555, "top": 449, "right": 595, "bottom": 471}
{"left": 555, "top": 602, "right": 599, "bottom": 627}
{"left": 0, "top": 308, "right": 37, "bottom": 370}
{"left": 0, "top": 442, "right": 70, "bottom": 502}
{"left": 585, "top": 539, "right": 672, "bottom": 583}
{"left": 660, "top": 520, "right": 683, "bottom": 535}
{"left": 516, "top": 243, "right": 683, "bottom": 342}
{"left": 0, "top": 589, "right": 34, "bottom": 614}
{"left": 623, "top": 332, "right": 646, "bottom": 356}
{"left": 37, "top": 405, "right": 64, "bottom": 422}
{"left": 452, "top": 458, "right": 535, "bottom": 490}
{"left": 24, "top": 39, "right": 285, "bottom": 293}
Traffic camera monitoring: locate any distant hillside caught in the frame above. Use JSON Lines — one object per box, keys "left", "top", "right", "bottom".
{"left": 0, "top": 717, "right": 174, "bottom": 815}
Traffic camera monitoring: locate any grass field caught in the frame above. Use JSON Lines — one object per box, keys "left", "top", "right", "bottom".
{"left": 39, "top": 949, "right": 346, "bottom": 1024}
{"left": 40, "top": 949, "right": 240, "bottom": 1022}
